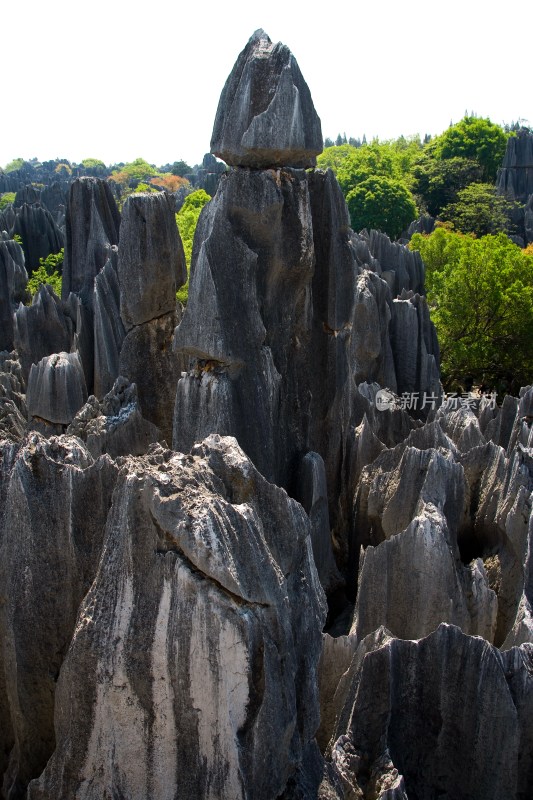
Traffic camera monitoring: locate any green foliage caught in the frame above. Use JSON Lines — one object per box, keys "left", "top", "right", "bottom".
{"left": 171, "top": 160, "right": 192, "bottom": 177}
{"left": 440, "top": 183, "right": 520, "bottom": 237}
{"left": 81, "top": 158, "right": 107, "bottom": 176}
{"left": 81, "top": 158, "right": 106, "bottom": 170}
{"left": 27, "top": 248, "right": 64, "bottom": 299}
{"left": 132, "top": 182, "right": 158, "bottom": 194}
{"left": 13, "top": 234, "right": 22, "bottom": 245}
{"left": 0, "top": 192, "right": 16, "bottom": 210}
{"left": 430, "top": 116, "right": 508, "bottom": 182}
{"left": 318, "top": 138, "right": 422, "bottom": 193}
{"left": 317, "top": 138, "right": 421, "bottom": 238}
{"left": 110, "top": 158, "right": 159, "bottom": 186}
{"left": 4, "top": 158, "right": 24, "bottom": 173}
{"left": 175, "top": 190, "right": 211, "bottom": 305}
{"left": 346, "top": 176, "right": 417, "bottom": 239}
{"left": 412, "top": 155, "right": 484, "bottom": 217}
{"left": 409, "top": 228, "right": 533, "bottom": 393}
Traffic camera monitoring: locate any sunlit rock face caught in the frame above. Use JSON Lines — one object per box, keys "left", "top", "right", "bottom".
{"left": 21, "top": 435, "right": 325, "bottom": 800}
{"left": 211, "top": 29, "right": 323, "bottom": 169}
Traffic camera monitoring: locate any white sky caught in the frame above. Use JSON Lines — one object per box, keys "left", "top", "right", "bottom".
{"left": 2, "top": 0, "right": 531, "bottom": 170}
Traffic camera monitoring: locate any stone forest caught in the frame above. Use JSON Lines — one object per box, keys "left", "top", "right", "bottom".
{"left": 0, "top": 29, "right": 532, "bottom": 800}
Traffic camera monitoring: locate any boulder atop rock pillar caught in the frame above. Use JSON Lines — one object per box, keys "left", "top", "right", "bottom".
{"left": 210, "top": 29, "right": 322, "bottom": 169}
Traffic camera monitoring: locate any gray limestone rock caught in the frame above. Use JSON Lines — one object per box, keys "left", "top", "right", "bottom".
{"left": 0, "top": 398, "right": 26, "bottom": 443}
{"left": 67, "top": 377, "right": 159, "bottom": 459}
{"left": 525, "top": 193, "right": 533, "bottom": 243}
{"left": 0, "top": 352, "right": 27, "bottom": 441}
{"left": 93, "top": 246, "right": 125, "bottom": 397}
{"left": 119, "top": 309, "right": 181, "bottom": 445}
{"left": 26, "top": 434, "right": 326, "bottom": 800}
{"left": 297, "top": 452, "right": 344, "bottom": 594}
{"left": 0, "top": 236, "right": 28, "bottom": 351}
{"left": 0, "top": 204, "right": 16, "bottom": 238}
{"left": 12, "top": 203, "right": 64, "bottom": 273}
{"left": 211, "top": 30, "right": 323, "bottom": 168}
{"left": 497, "top": 129, "right": 533, "bottom": 204}
{"left": 13, "top": 185, "right": 41, "bottom": 208}
{"left": 62, "top": 177, "right": 120, "bottom": 304}
{"left": 327, "top": 624, "right": 532, "bottom": 800}
{"left": 390, "top": 290, "right": 440, "bottom": 406}
{"left": 0, "top": 434, "right": 118, "bottom": 799}
{"left": 14, "top": 285, "right": 76, "bottom": 382}
{"left": 365, "top": 229, "right": 425, "bottom": 296}
{"left": 317, "top": 633, "right": 358, "bottom": 753}
{"left": 118, "top": 192, "right": 186, "bottom": 330}
{"left": 40, "top": 182, "right": 67, "bottom": 222}
{"left": 352, "top": 505, "right": 497, "bottom": 642}
{"left": 27, "top": 351, "right": 88, "bottom": 426}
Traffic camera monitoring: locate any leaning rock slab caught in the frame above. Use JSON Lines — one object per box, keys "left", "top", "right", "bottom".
{"left": 211, "top": 29, "right": 323, "bottom": 168}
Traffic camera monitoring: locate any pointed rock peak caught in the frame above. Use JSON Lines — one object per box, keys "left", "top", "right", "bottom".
{"left": 211, "top": 30, "right": 322, "bottom": 169}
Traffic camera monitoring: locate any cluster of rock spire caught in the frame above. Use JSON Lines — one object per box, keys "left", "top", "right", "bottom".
{"left": 0, "top": 29, "right": 532, "bottom": 800}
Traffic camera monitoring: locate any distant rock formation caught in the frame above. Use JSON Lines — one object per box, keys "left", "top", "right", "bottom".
{"left": 188, "top": 153, "right": 227, "bottom": 197}
{"left": 211, "top": 29, "right": 323, "bottom": 169}
{"left": 497, "top": 129, "right": 533, "bottom": 203}
{"left": 497, "top": 129, "right": 533, "bottom": 243}
{"left": 93, "top": 246, "right": 125, "bottom": 397}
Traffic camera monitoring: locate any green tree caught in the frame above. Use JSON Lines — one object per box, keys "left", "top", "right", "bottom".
{"left": 81, "top": 158, "right": 107, "bottom": 176}
{"left": 4, "top": 158, "right": 24, "bottom": 173}
{"left": 170, "top": 160, "right": 192, "bottom": 177}
{"left": 175, "top": 190, "right": 211, "bottom": 304}
{"left": 412, "top": 155, "right": 484, "bottom": 217}
{"left": 0, "top": 192, "right": 16, "bottom": 210}
{"left": 346, "top": 176, "right": 417, "bottom": 239}
{"left": 109, "top": 158, "right": 159, "bottom": 186}
{"left": 409, "top": 227, "right": 533, "bottom": 393}
{"left": 27, "top": 249, "right": 64, "bottom": 299}
{"left": 431, "top": 116, "right": 508, "bottom": 182}
{"left": 440, "top": 183, "right": 520, "bottom": 237}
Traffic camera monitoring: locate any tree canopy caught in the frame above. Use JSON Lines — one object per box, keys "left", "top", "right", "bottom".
{"left": 430, "top": 116, "right": 508, "bottom": 182}
{"left": 3, "top": 158, "right": 24, "bottom": 173}
{"left": 346, "top": 175, "right": 417, "bottom": 239}
{"left": 439, "top": 183, "right": 520, "bottom": 237}
{"left": 409, "top": 227, "right": 533, "bottom": 394}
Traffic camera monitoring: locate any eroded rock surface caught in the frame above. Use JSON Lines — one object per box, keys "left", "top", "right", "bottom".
{"left": 21, "top": 435, "right": 325, "bottom": 800}
{"left": 211, "top": 29, "right": 323, "bottom": 168}
{"left": 326, "top": 625, "right": 533, "bottom": 800}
